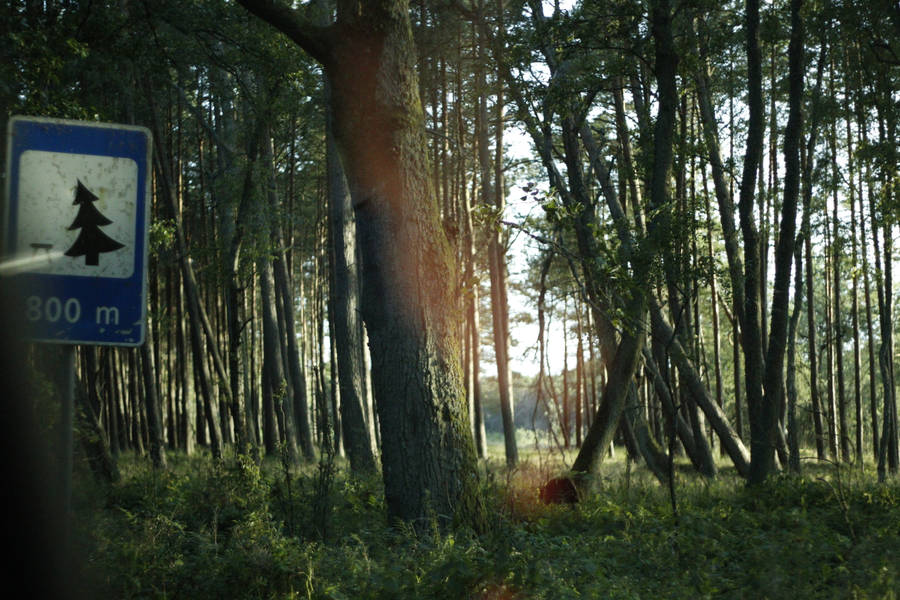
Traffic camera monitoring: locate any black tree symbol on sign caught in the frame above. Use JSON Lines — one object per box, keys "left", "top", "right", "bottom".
{"left": 64, "top": 179, "right": 125, "bottom": 266}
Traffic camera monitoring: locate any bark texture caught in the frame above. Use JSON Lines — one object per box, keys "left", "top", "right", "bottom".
{"left": 326, "top": 87, "right": 377, "bottom": 475}
{"left": 240, "top": 0, "right": 485, "bottom": 529}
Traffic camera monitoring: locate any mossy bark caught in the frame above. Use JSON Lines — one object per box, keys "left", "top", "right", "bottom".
{"left": 236, "top": 0, "right": 484, "bottom": 529}
{"left": 326, "top": 10, "right": 484, "bottom": 527}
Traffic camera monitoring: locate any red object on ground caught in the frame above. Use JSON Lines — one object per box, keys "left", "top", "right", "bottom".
{"left": 539, "top": 476, "right": 579, "bottom": 505}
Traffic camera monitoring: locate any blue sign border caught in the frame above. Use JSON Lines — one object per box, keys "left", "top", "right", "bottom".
{"left": 4, "top": 116, "right": 151, "bottom": 346}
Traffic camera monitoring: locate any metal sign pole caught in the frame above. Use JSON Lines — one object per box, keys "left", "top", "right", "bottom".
{"left": 59, "top": 344, "right": 75, "bottom": 558}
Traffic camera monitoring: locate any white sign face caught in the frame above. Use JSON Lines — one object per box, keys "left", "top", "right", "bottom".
{"left": 16, "top": 150, "right": 137, "bottom": 278}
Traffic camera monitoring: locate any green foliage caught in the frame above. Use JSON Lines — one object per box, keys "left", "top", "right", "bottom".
{"left": 78, "top": 453, "right": 900, "bottom": 599}
{"left": 149, "top": 219, "right": 177, "bottom": 259}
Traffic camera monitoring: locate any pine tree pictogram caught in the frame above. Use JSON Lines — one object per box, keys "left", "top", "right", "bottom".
{"left": 64, "top": 179, "right": 125, "bottom": 266}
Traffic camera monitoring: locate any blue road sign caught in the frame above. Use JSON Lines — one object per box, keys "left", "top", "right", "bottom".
{"left": 3, "top": 116, "right": 151, "bottom": 346}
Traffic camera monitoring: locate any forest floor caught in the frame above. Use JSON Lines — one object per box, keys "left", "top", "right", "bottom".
{"left": 67, "top": 438, "right": 900, "bottom": 599}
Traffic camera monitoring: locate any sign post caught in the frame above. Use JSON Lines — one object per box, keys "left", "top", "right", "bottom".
{"left": 4, "top": 116, "right": 152, "bottom": 346}
{"left": 3, "top": 116, "right": 152, "bottom": 557}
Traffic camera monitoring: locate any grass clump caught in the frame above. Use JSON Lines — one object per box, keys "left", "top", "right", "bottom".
{"left": 71, "top": 450, "right": 900, "bottom": 599}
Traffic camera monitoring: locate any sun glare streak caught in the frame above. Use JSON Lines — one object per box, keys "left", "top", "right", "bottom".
{"left": 0, "top": 251, "right": 66, "bottom": 275}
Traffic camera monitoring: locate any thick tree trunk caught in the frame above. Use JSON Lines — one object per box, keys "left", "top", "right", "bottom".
{"left": 339, "top": 64, "right": 484, "bottom": 524}
{"left": 239, "top": 0, "right": 485, "bottom": 528}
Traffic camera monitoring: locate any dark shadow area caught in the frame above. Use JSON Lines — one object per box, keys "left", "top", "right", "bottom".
{"left": 0, "top": 285, "right": 89, "bottom": 599}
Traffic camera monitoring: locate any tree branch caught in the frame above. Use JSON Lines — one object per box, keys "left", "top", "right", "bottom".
{"left": 237, "top": 0, "right": 333, "bottom": 65}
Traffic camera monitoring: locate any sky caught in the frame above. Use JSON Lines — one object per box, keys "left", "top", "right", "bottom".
{"left": 492, "top": 125, "right": 569, "bottom": 379}
{"left": 495, "top": 0, "right": 579, "bottom": 379}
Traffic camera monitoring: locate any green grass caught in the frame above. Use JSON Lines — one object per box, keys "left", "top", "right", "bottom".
{"left": 71, "top": 443, "right": 900, "bottom": 599}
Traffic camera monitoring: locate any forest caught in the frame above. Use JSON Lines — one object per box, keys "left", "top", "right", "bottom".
{"left": 3, "top": 0, "right": 900, "bottom": 598}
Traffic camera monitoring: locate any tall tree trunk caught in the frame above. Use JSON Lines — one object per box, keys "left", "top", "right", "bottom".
{"left": 561, "top": 114, "right": 645, "bottom": 477}
{"left": 164, "top": 265, "right": 178, "bottom": 451}
{"left": 176, "top": 269, "right": 193, "bottom": 455}
{"left": 140, "top": 340, "right": 167, "bottom": 470}
{"left": 242, "top": 279, "right": 260, "bottom": 452}
{"left": 702, "top": 163, "right": 726, "bottom": 455}
{"left": 829, "top": 92, "right": 849, "bottom": 462}
{"left": 579, "top": 117, "right": 751, "bottom": 477}
{"left": 846, "top": 95, "right": 863, "bottom": 463}
{"left": 476, "top": 7, "right": 517, "bottom": 466}
{"left": 572, "top": 0, "right": 704, "bottom": 479}
{"left": 240, "top": 0, "right": 485, "bottom": 529}
{"left": 875, "top": 86, "right": 899, "bottom": 477}
{"left": 800, "top": 44, "right": 828, "bottom": 461}
{"left": 857, "top": 102, "right": 880, "bottom": 461}
{"left": 576, "top": 302, "right": 585, "bottom": 447}
{"left": 562, "top": 303, "right": 571, "bottom": 448}
{"left": 694, "top": 19, "right": 747, "bottom": 443}
{"left": 646, "top": 0, "right": 713, "bottom": 479}
{"left": 463, "top": 185, "right": 488, "bottom": 458}
{"left": 786, "top": 229, "right": 804, "bottom": 473}
{"left": 885, "top": 83, "right": 899, "bottom": 473}
{"left": 263, "top": 129, "right": 316, "bottom": 462}
{"left": 146, "top": 84, "right": 226, "bottom": 459}
{"left": 761, "top": 0, "right": 803, "bottom": 480}
{"left": 326, "top": 82, "right": 377, "bottom": 475}
{"left": 824, "top": 194, "right": 839, "bottom": 460}
{"left": 152, "top": 167, "right": 222, "bottom": 459}
{"left": 259, "top": 256, "right": 289, "bottom": 460}
{"left": 741, "top": 0, "right": 768, "bottom": 485}
{"left": 493, "top": 0, "right": 518, "bottom": 465}
{"left": 224, "top": 128, "right": 260, "bottom": 455}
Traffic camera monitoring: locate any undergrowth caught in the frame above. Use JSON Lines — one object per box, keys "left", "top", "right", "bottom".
{"left": 72, "top": 451, "right": 900, "bottom": 599}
